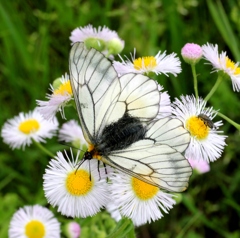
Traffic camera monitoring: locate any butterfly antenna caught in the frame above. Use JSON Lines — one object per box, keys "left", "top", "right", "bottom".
{"left": 74, "top": 159, "right": 84, "bottom": 174}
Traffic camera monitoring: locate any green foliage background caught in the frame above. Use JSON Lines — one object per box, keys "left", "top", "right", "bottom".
{"left": 0, "top": 0, "right": 240, "bottom": 237}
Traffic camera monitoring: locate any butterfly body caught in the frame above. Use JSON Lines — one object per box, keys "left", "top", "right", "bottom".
{"left": 70, "top": 42, "right": 192, "bottom": 192}
{"left": 96, "top": 113, "right": 146, "bottom": 154}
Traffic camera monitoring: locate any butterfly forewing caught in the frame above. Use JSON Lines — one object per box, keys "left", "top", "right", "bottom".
{"left": 70, "top": 42, "right": 120, "bottom": 142}
{"left": 146, "top": 118, "right": 190, "bottom": 152}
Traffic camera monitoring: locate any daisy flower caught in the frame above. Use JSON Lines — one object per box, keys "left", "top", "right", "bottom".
{"left": 43, "top": 150, "right": 110, "bottom": 218}
{"left": 37, "top": 74, "right": 73, "bottom": 120}
{"left": 108, "top": 172, "right": 176, "bottom": 227}
{"left": 181, "top": 43, "right": 202, "bottom": 65}
{"left": 70, "top": 24, "right": 124, "bottom": 55}
{"left": 58, "top": 120, "right": 87, "bottom": 150}
{"left": 202, "top": 43, "right": 240, "bottom": 91}
{"left": 113, "top": 48, "right": 181, "bottom": 76}
{"left": 172, "top": 95, "right": 227, "bottom": 162}
{"left": 188, "top": 158, "right": 210, "bottom": 174}
{"left": 1, "top": 108, "right": 58, "bottom": 149}
{"left": 8, "top": 204, "right": 60, "bottom": 238}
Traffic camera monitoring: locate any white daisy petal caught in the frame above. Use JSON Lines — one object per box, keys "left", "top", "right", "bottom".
{"left": 70, "top": 24, "right": 120, "bottom": 44}
{"left": 113, "top": 49, "right": 181, "bottom": 76}
{"left": 43, "top": 150, "right": 110, "bottom": 218}
{"left": 172, "top": 95, "right": 227, "bottom": 162}
{"left": 202, "top": 43, "right": 221, "bottom": 71}
{"left": 37, "top": 74, "right": 73, "bottom": 120}
{"left": 37, "top": 94, "right": 71, "bottom": 120}
{"left": 1, "top": 108, "right": 58, "bottom": 149}
{"left": 105, "top": 203, "right": 122, "bottom": 223}
{"left": 155, "top": 51, "right": 181, "bottom": 76}
{"left": 108, "top": 172, "right": 176, "bottom": 227}
{"left": 69, "top": 24, "right": 124, "bottom": 55}
{"left": 9, "top": 205, "right": 60, "bottom": 238}
{"left": 202, "top": 43, "right": 240, "bottom": 92}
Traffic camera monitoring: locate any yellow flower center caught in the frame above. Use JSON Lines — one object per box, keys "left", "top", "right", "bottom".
{"left": 25, "top": 220, "right": 45, "bottom": 238}
{"left": 18, "top": 119, "right": 40, "bottom": 134}
{"left": 131, "top": 177, "right": 158, "bottom": 200}
{"left": 225, "top": 57, "right": 240, "bottom": 75}
{"left": 54, "top": 80, "right": 72, "bottom": 96}
{"left": 133, "top": 56, "right": 157, "bottom": 71}
{"left": 66, "top": 170, "right": 93, "bottom": 196}
{"left": 186, "top": 116, "right": 209, "bottom": 140}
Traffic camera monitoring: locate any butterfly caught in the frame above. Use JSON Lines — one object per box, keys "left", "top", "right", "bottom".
{"left": 69, "top": 42, "right": 192, "bottom": 192}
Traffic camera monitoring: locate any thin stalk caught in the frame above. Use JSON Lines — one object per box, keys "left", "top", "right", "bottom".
{"left": 191, "top": 64, "right": 198, "bottom": 100}
{"left": 33, "top": 140, "right": 55, "bottom": 158}
{"left": 106, "top": 219, "right": 134, "bottom": 238}
{"left": 217, "top": 111, "right": 240, "bottom": 130}
{"left": 204, "top": 74, "right": 223, "bottom": 102}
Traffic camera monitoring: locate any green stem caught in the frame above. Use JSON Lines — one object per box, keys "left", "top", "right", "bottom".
{"left": 176, "top": 212, "right": 201, "bottom": 238}
{"left": 204, "top": 74, "right": 223, "bottom": 102}
{"left": 191, "top": 64, "right": 198, "bottom": 100}
{"left": 106, "top": 219, "right": 134, "bottom": 238}
{"left": 33, "top": 140, "right": 55, "bottom": 158}
{"left": 216, "top": 111, "right": 240, "bottom": 130}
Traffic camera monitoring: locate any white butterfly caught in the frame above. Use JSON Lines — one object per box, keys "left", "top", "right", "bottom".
{"left": 69, "top": 42, "right": 192, "bottom": 192}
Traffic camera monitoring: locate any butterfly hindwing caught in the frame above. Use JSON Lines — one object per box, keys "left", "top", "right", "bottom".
{"left": 119, "top": 74, "right": 160, "bottom": 121}
{"left": 146, "top": 117, "right": 190, "bottom": 153}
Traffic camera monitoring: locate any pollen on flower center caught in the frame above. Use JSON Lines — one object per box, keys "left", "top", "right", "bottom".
{"left": 54, "top": 80, "right": 73, "bottom": 96}
{"left": 186, "top": 116, "right": 209, "bottom": 140}
{"left": 225, "top": 57, "right": 240, "bottom": 75}
{"left": 131, "top": 177, "right": 158, "bottom": 200}
{"left": 66, "top": 170, "right": 93, "bottom": 196}
{"left": 25, "top": 220, "right": 45, "bottom": 238}
{"left": 133, "top": 56, "right": 157, "bottom": 70}
{"left": 19, "top": 119, "right": 40, "bottom": 134}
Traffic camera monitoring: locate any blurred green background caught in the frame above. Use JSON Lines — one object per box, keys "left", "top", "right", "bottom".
{"left": 1, "top": 0, "right": 240, "bottom": 237}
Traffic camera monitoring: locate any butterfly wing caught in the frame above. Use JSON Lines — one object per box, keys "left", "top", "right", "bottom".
{"left": 103, "top": 118, "right": 191, "bottom": 192}
{"left": 69, "top": 42, "right": 121, "bottom": 143}
{"left": 118, "top": 73, "right": 160, "bottom": 121}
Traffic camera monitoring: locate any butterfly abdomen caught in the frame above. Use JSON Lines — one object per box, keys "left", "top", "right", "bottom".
{"left": 97, "top": 113, "right": 146, "bottom": 154}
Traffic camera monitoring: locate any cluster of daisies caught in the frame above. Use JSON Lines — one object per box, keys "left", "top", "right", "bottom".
{"left": 3, "top": 24, "right": 240, "bottom": 236}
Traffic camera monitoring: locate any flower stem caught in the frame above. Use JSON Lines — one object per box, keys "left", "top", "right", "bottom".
{"left": 191, "top": 64, "right": 198, "bottom": 100}
{"left": 204, "top": 74, "right": 223, "bottom": 102}
{"left": 106, "top": 218, "right": 135, "bottom": 238}
{"left": 216, "top": 111, "right": 240, "bottom": 130}
{"left": 33, "top": 140, "right": 55, "bottom": 158}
